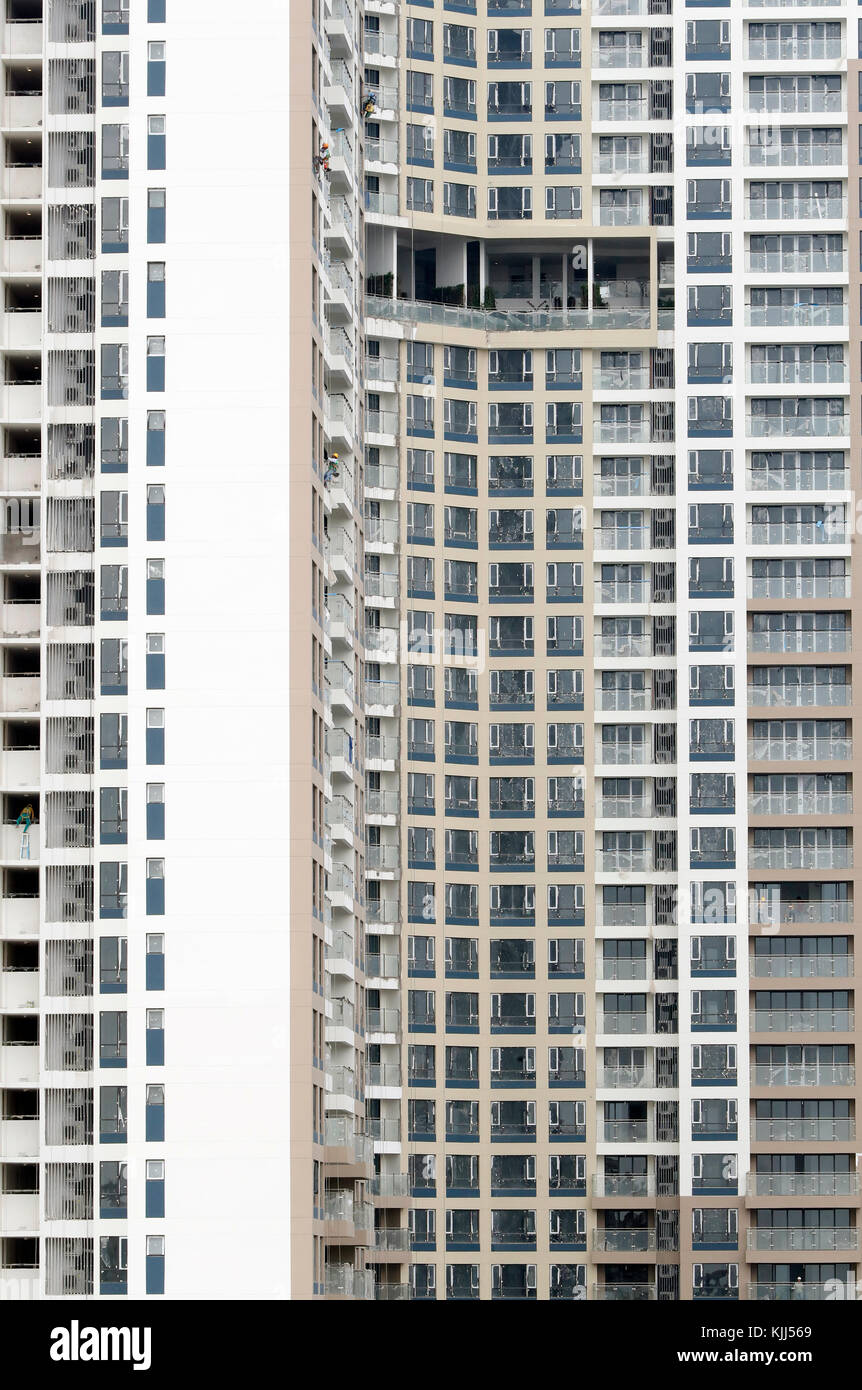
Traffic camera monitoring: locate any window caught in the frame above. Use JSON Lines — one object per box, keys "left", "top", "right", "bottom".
{"left": 102, "top": 124, "right": 129, "bottom": 174}
{"left": 101, "top": 196, "right": 129, "bottom": 249}
{"left": 101, "top": 417, "right": 128, "bottom": 471}
{"left": 546, "top": 186, "right": 582, "bottom": 220}
{"left": 147, "top": 188, "right": 166, "bottom": 242}
{"left": 100, "top": 344, "right": 129, "bottom": 398}
{"left": 102, "top": 51, "right": 129, "bottom": 103}
{"left": 148, "top": 116, "right": 166, "bottom": 169}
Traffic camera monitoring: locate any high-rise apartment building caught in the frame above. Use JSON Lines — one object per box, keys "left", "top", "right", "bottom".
{"left": 348, "top": 0, "right": 861, "bottom": 1303}
{"left": 0, "top": 0, "right": 295, "bottom": 1298}
{"left": 0, "top": 0, "right": 859, "bottom": 1305}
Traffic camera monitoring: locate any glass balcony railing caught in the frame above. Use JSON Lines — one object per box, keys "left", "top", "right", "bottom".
{"left": 747, "top": 630, "right": 849, "bottom": 655}
{"left": 747, "top": 38, "right": 844, "bottom": 60}
{"left": 749, "top": 1282, "right": 838, "bottom": 1302}
{"left": 750, "top": 1063, "right": 854, "bottom": 1086}
{"left": 593, "top": 1229, "right": 655, "bottom": 1252}
{"left": 600, "top": 1011, "right": 650, "bottom": 1034}
{"left": 747, "top": 465, "right": 848, "bottom": 492}
{"left": 592, "top": 1173, "right": 655, "bottom": 1197}
{"left": 749, "top": 954, "right": 851, "bottom": 979}
{"left": 747, "top": 682, "right": 850, "bottom": 708}
{"left": 748, "top": 845, "right": 852, "bottom": 870}
{"left": 598, "top": 1063, "right": 653, "bottom": 1087}
{"left": 592, "top": 1283, "right": 655, "bottom": 1301}
{"left": 751, "top": 1008, "right": 854, "bottom": 1032}
{"left": 753, "top": 1118, "right": 854, "bottom": 1141}
{"left": 748, "top": 1228, "right": 858, "bottom": 1253}
{"left": 365, "top": 295, "right": 650, "bottom": 333}
{"left": 745, "top": 303, "right": 846, "bottom": 328}
{"left": 747, "top": 575, "right": 850, "bottom": 600}
{"left": 747, "top": 1172, "right": 859, "bottom": 1198}
{"left": 745, "top": 197, "right": 846, "bottom": 221}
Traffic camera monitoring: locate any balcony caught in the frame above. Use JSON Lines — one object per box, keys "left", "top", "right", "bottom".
{"left": 747, "top": 246, "right": 845, "bottom": 275}
{"left": 748, "top": 574, "right": 850, "bottom": 600}
{"left": 374, "top": 1227, "right": 410, "bottom": 1254}
{"left": 325, "top": 1265, "right": 374, "bottom": 1300}
{"left": 598, "top": 1063, "right": 653, "bottom": 1087}
{"left": 747, "top": 38, "right": 844, "bottom": 60}
{"left": 594, "top": 525, "right": 649, "bottom": 551}
{"left": 367, "top": 1006, "right": 400, "bottom": 1036}
{"left": 365, "top": 681, "right": 399, "bottom": 713}
{"left": 746, "top": 142, "right": 844, "bottom": 170}
{"left": 595, "top": 686, "right": 650, "bottom": 712}
{"left": 597, "top": 942, "right": 649, "bottom": 976}
{"left": 364, "top": 573, "right": 399, "bottom": 603}
{"left": 749, "top": 1282, "right": 841, "bottom": 1302}
{"left": 748, "top": 844, "right": 852, "bottom": 871}
{"left": 747, "top": 630, "right": 849, "bottom": 656}
{"left": 596, "top": 98, "right": 648, "bottom": 122}
{"left": 747, "top": 464, "right": 848, "bottom": 492}
{"left": 747, "top": 1173, "right": 859, "bottom": 1199}
{"left": 751, "top": 1008, "right": 853, "bottom": 1033}
{"left": 751, "top": 1063, "right": 854, "bottom": 1086}
{"left": 747, "top": 522, "right": 847, "bottom": 547}
{"left": 746, "top": 197, "right": 846, "bottom": 223}
{"left": 745, "top": 302, "right": 846, "bottom": 329}
{"left": 753, "top": 1116, "right": 853, "bottom": 1149}
{"left": 365, "top": 846, "right": 399, "bottom": 878}
{"left": 366, "top": 790, "right": 399, "bottom": 820}
{"left": 748, "top": 1228, "right": 858, "bottom": 1253}
{"left": 599, "top": 1011, "right": 649, "bottom": 1035}
{"left": 592, "top": 1283, "right": 655, "bottom": 1301}
{"left": 593, "top": 1229, "right": 656, "bottom": 1252}
{"left": 592, "top": 1173, "right": 655, "bottom": 1198}
{"left": 747, "top": 682, "right": 849, "bottom": 708}
{"left": 748, "top": 895, "right": 852, "bottom": 926}
{"left": 597, "top": 847, "right": 650, "bottom": 873}
{"left": 369, "top": 1173, "right": 409, "bottom": 1201}
{"left": 365, "top": 295, "right": 651, "bottom": 334}
{"left": 749, "top": 955, "right": 851, "bottom": 981}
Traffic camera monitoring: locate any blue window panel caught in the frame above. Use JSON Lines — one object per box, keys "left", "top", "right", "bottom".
{"left": 147, "top": 61, "right": 166, "bottom": 97}
{"left": 146, "top": 802, "right": 165, "bottom": 840}
{"left": 147, "top": 192, "right": 166, "bottom": 242}
{"left": 146, "top": 1024, "right": 165, "bottom": 1063}
{"left": 146, "top": 950, "right": 165, "bottom": 991}
{"left": 145, "top": 1178, "right": 165, "bottom": 1219}
{"left": 147, "top": 575, "right": 165, "bottom": 615}
{"left": 145, "top": 1098, "right": 165, "bottom": 1142}
{"left": 146, "top": 875, "right": 165, "bottom": 916}
{"left": 148, "top": 132, "right": 166, "bottom": 169}
{"left": 146, "top": 652, "right": 165, "bottom": 689}
{"left": 146, "top": 497, "right": 165, "bottom": 542}
{"left": 147, "top": 278, "right": 166, "bottom": 318}
{"left": 146, "top": 1255, "right": 165, "bottom": 1295}
{"left": 146, "top": 727, "right": 165, "bottom": 765}
{"left": 147, "top": 414, "right": 165, "bottom": 465}
{"left": 148, "top": 0, "right": 166, "bottom": 18}
{"left": 146, "top": 354, "right": 165, "bottom": 392}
